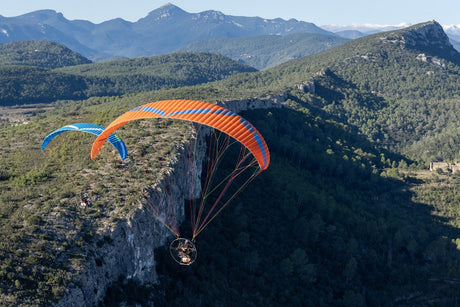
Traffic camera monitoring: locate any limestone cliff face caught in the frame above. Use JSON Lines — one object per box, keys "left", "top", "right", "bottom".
{"left": 217, "top": 93, "right": 287, "bottom": 113}
{"left": 402, "top": 21, "right": 453, "bottom": 51}
{"left": 56, "top": 207, "right": 167, "bottom": 306}
{"left": 56, "top": 95, "right": 286, "bottom": 306}
{"left": 55, "top": 171, "right": 180, "bottom": 306}
{"left": 398, "top": 21, "right": 460, "bottom": 64}
{"left": 56, "top": 133, "right": 207, "bottom": 306}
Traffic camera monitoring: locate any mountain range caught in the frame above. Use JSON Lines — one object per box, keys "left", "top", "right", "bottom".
{"left": 2, "top": 4, "right": 460, "bottom": 64}
{"left": 2, "top": 4, "right": 459, "bottom": 66}
{"left": 0, "top": 3, "right": 332, "bottom": 60}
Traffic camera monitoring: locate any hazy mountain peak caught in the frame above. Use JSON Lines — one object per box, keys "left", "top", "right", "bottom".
{"left": 197, "top": 10, "right": 227, "bottom": 19}
{"left": 144, "top": 2, "right": 188, "bottom": 20}
{"left": 160, "top": 2, "right": 181, "bottom": 9}
{"left": 18, "top": 9, "right": 64, "bottom": 22}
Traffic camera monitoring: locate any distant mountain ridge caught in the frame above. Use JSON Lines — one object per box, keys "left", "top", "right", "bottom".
{"left": 0, "top": 4, "right": 334, "bottom": 60}
{"left": 278, "top": 21, "right": 460, "bottom": 160}
{"left": 180, "top": 32, "right": 349, "bottom": 70}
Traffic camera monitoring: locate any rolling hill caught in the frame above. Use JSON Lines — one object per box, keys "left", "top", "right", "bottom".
{"left": 0, "top": 50, "right": 256, "bottom": 106}
{"left": 0, "top": 40, "right": 91, "bottom": 68}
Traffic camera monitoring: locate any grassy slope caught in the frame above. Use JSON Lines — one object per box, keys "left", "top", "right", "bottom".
{"left": 0, "top": 94, "right": 197, "bottom": 304}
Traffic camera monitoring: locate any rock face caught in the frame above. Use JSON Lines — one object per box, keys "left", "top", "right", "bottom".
{"left": 55, "top": 133, "right": 207, "bottom": 306}
{"left": 217, "top": 93, "right": 287, "bottom": 113}
{"left": 55, "top": 167, "right": 183, "bottom": 306}
{"left": 56, "top": 96, "right": 286, "bottom": 306}
{"left": 401, "top": 21, "right": 460, "bottom": 64}
{"left": 56, "top": 208, "right": 166, "bottom": 306}
{"left": 402, "top": 21, "right": 452, "bottom": 50}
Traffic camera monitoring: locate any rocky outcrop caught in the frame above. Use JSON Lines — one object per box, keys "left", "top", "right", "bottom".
{"left": 56, "top": 207, "right": 166, "bottom": 306}
{"left": 55, "top": 132, "right": 207, "bottom": 306}
{"left": 402, "top": 21, "right": 453, "bottom": 51}
{"left": 379, "top": 21, "right": 460, "bottom": 67}
{"left": 297, "top": 81, "right": 315, "bottom": 94}
{"left": 217, "top": 93, "right": 287, "bottom": 113}
{"left": 430, "top": 161, "right": 460, "bottom": 173}
{"left": 401, "top": 21, "right": 460, "bottom": 64}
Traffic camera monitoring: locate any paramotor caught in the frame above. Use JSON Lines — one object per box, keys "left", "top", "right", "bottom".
{"left": 170, "top": 237, "right": 197, "bottom": 265}
{"left": 90, "top": 99, "right": 270, "bottom": 264}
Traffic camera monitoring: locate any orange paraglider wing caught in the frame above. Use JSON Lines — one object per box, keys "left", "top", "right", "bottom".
{"left": 91, "top": 99, "right": 269, "bottom": 170}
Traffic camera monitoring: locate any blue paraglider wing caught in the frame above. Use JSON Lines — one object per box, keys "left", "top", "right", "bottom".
{"left": 41, "top": 123, "right": 127, "bottom": 160}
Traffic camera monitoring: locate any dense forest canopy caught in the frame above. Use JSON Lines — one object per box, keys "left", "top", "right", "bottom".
{"left": 0, "top": 40, "right": 92, "bottom": 68}
{"left": 202, "top": 21, "right": 460, "bottom": 162}
{"left": 0, "top": 51, "right": 256, "bottom": 106}
{"left": 151, "top": 101, "right": 460, "bottom": 306}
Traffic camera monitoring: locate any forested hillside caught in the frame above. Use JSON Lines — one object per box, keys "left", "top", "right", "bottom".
{"left": 150, "top": 99, "right": 460, "bottom": 306}
{"left": 196, "top": 21, "right": 460, "bottom": 162}
{"left": 56, "top": 52, "right": 256, "bottom": 83}
{"left": 0, "top": 40, "right": 91, "bottom": 68}
{"left": 2, "top": 21, "right": 460, "bottom": 305}
{"left": 180, "top": 33, "right": 349, "bottom": 70}
{"left": 0, "top": 51, "right": 256, "bottom": 106}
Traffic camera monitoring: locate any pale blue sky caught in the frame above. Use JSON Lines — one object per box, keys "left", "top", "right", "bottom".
{"left": 2, "top": 0, "right": 459, "bottom": 26}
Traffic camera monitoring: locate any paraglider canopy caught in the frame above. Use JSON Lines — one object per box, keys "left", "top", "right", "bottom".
{"left": 90, "top": 100, "right": 269, "bottom": 169}
{"left": 42, "top": 123, "right": 128, "bottom": 160}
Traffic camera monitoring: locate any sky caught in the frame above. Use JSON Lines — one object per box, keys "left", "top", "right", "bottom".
{"left": 1, "top": 0, "right": 460, "bottom": 26}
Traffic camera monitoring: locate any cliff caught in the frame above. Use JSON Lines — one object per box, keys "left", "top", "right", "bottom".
{"left": 55, "top": 95, "right": 286, "bottom": 306}
{"left": 402, "top": 21, "right": 454, "bottom": 52}
{"left": 55, "top": 155, "right": 190, "bottom": 305}
{"left": 217, "top": 93, "right": 287, "bottom": 113}
{"left": 388, "top": 20, "right": 460, "bottom": 65}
